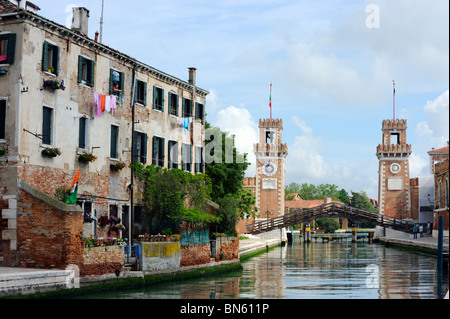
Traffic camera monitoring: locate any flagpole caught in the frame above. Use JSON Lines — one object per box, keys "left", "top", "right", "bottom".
{"left": 393, "top": 80, "right": 395, "bottom": 120}
{"left": 269, "top": 82, "right": 272, "bottom": 120}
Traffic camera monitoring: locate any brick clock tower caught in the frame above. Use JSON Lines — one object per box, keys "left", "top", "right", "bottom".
{"left": 254, "top": 119, "right": 288, "bottom": 220}
{"left": 376, "top": 119, "right": 412, "bottom": 219}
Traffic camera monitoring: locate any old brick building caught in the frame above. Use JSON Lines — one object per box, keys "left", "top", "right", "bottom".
{"left": 0, "top": 1, "right": 208, "bottom": 267}
{"left": 433, "top": 158, "right": 449, "bottom": 236}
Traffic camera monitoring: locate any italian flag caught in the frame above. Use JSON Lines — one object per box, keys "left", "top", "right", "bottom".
{"left": 66, "top": 168, "right": 80, "bottom": 204}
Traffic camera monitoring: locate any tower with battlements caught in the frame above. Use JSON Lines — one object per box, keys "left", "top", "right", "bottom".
{"left": 254, "top": 119, "right": 288, "bottom": 219}
{"left": 376, "top": 119, "right": 412, "bottom": 219}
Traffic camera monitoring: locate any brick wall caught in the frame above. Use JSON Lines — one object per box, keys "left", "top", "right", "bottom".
{"left": 180, "top": 243, "right": 211, "bottom": 267}
{"left": 212, "top": 236, "right": 239, "bottom": 262}
{"left": 16, "top": 181, "right": 84, "bottom": 269}
{"left": 80, "top": 245, "right": 124, "bottom": 277}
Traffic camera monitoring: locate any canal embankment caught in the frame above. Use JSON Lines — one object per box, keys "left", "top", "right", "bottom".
{"left": 1, "top": 235, "right": 282, "bottom": 299}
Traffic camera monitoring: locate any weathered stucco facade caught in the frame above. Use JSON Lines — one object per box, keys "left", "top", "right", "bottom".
{"left": 0, "top": 2, "right": 208, "bottom": 266}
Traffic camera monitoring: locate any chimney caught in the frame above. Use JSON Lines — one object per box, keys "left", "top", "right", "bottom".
{"left": 188, "top": 67, "right": 197, "bottom": 85}
{"left": 94, "top": 31, "right": 99, "bottom": 43}
{"left": 71, "top": 7, "right": 90, "bottom": 36}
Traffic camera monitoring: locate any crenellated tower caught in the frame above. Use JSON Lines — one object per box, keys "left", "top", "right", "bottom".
{"left": 254, "top": 119, "right": 288, "bottom": 219}
{"left": 376, "top": 119, "right": 412, "bottom": 219}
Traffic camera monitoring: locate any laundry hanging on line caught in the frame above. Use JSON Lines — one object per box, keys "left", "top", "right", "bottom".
{"left": 94, "top": 92, "right": 122, "bottom": 117}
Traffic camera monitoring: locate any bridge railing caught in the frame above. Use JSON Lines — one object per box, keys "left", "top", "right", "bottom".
{"left": 246, "top": 202, "right": 416, "bottom": 234}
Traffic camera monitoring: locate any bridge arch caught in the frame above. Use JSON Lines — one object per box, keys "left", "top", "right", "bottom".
{"left": 246, "top": 202, "right": 415, "bottom": 235}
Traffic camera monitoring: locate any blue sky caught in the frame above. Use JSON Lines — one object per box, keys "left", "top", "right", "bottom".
{"left": 35, "top": 0, "right": 449, "bottom": 199}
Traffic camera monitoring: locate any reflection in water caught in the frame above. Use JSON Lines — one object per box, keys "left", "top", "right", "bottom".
{"left": 76, "top": 242, "right": 448, "bottom": 299}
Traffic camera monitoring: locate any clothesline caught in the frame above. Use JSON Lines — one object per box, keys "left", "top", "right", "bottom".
{"left": 94, "top": 92, "right": 123, "bottom": 117}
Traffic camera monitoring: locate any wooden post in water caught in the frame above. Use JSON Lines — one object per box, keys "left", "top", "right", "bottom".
{"left": 352, "top": 224, "right": 357, "bottom": 243}
{"left": 305, "top": 224, "right": 311, "bottom": 243}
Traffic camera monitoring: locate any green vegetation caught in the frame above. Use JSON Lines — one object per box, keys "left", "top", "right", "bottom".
{"left": 205, "top": 122, "right": 257, "bottom": 235}
{"left": 315, "top": 217, "right": 340, "bottom": 233}
{"left": 132, "top": 163, "right": 218, "bottom": 234}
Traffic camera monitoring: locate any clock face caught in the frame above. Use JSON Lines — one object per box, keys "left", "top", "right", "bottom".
{"left": 390, "top": 163, "right": 401, "bottom": 174}
{"left": 263, "top": 162, "right": 277, "bottom": 176}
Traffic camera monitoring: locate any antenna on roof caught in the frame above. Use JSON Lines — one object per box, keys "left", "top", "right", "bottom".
{"left": 99, "top": 0, "right": 104, "bottom": 43}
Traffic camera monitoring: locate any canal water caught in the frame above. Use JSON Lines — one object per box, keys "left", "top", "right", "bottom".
{"left": 77, "top": 241, "right": 448, "bottom": 299}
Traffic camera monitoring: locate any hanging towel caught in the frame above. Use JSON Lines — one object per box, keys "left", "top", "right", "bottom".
{"left": 105, "top": 95, "right": 111, "bottom": 113}
{"left": 184, "top": 117, "right": 190, "bottom": 131}
{"left": 110, "top": 95, "right": 117, "bottom": 115}
{"left": 94, "top": 92, "right": 102, "bottom": 117}
{"left": 101, "top": 94, "right": 106, "bottom": 112}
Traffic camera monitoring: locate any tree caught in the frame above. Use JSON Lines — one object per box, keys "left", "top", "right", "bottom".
{"left": 205, "top": 122, "right": 257, "bottom": 232}
{"left": 316, "top": 217, "right": 340, "bottom": 233}
{"left": 337, "top": 189, "right": 350, "bottom": 205}
{"left": 351, "top": 191, "right": 377, "bottom": 213}
{"left": 285, "top": 183, "right": 341, "bottom": 201}
{"left": 132, "top": 163, "right": 217, "bottom": 234}
{"left": 205, "top": 124, "right": 251, "bottom": 202}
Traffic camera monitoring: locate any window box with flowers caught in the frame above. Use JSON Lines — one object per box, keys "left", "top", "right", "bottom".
{"left": 43, "top": 78, "right": 65, "bottom": 90}
{"left": 79, "top": 152, "right": 97, "bottom": 163}
{"left": 110, "top": 161, "right": 126, "bottom": 171}
{"left": 0, "top": 146, "right": 6, "bottom": 156}
{"left": 41, "top": 147, "right": 61, "bottom": 158}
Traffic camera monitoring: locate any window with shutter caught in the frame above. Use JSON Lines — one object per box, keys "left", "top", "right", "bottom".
{"left": 169, "top": 92, "right": 178, "bottom": 116}
{"left": 135, "top": 80, "right": 147, "bottom": 105}
{"left": 182, "top": 98, "right": 192, "bottom": 117}
{"left": 195, "top": 102, "right": 204, "bottom": 124}
{"left": 110, "top": 69, "right": 124, "bottom": 95}
{"left": 133, "top": 131, "right": 148, "bottom": 164}
{"left": 195, "top": 146, "right": 204, "bottom": 173}
{"left": 79, "top": 117, "right": 87, "bottom": 149}
{"left": 0, "top": 34, "right": 16, "bottom": 64}
{"left": 182, "top": 143, "right": 192, "bottom": 172}
{"left": 78, "top": 56, "right": 95, "bottom": 87}
{"left": 153, "top": 86, "right": 164, "bottom": 111}
{"left": 42, "top": 42, "right": 60, "bottom": 75}
{"left": 168, "top": 140, "right": 178, "bottom": 169}
{"left": 42, "top": 107, "right": 53, "bottom": 145}
{"left": 152, "top": 136, "right": 165, "bottom": 167}
{"left": 0, "top": 100, "right": 6, "bottom": 140}
{"left": 110, "top": 125, "right": 119, "bottom": 158}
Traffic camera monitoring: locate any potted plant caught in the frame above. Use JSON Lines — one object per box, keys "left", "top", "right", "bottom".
{"left": 79, "top": 152, "right": 97, "bottom": 163}
{"left": 42, "top": 147, "right": 62, "bottom": 157}
{"left": 84, "top": 212, "right": 95, "bottom": 223}
{"left": 43, "top": 78, "right": 65, "bottom": 90}
{"left": 0, "top": 146, "right": 6, "bottom": 155}
{"left": 110, "top": 161, "right": 126, "bottom": 171}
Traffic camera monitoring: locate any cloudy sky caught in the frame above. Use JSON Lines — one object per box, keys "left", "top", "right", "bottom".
{"left": 36, "top": 0, "right": 449, "bottom": 199}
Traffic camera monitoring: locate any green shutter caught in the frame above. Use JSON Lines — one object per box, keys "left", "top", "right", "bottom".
{"left": 109, "top": 69, "right": 114, "bottom": 94}
{"left": 161, "top": 138, "right": 165, "bottom": 166}
{"left": 6, "top": 34, "right": 16, "bottom": 64}
{"left": 143, "top": 82, "right": 147, "bottom": 106}
{"left": 77, "top": 56, "right": 83, "bottom": 83}
{"left": 89, "top": 60, "right": 95, "bottom": 87}
{"left": 195, "top": 102, "right": 199, "bottom": 120}
{"left": 132, "top": 131, "right": 138, "bottom": 163}
{"left": 42, "top": 107, "right": 52, "bottom": 145}
{"left": 79, "top": 118, "right": 86, "bottom": 149}
{"left": 54, "top": 45, "right": 60, "bottom": 76}
{"left": 120, "top": 72, "right": 124, "bottom": 92}
{"left": 153, "top": 86, "right": 157, "bottom": 109}
{"left": 152, "top": 136, "right": 157, "bottom": 165}
{"left": 141, "top": 134, "right": 147, "bottom": 164}
{"left": 42, "top": 42, "right": 49, "bottom": 72}
{"left": 182, "top": 98, "right": 186, "bottom": 117}
{"left": 161, "top": 89, "right": 165, "bottom": 112}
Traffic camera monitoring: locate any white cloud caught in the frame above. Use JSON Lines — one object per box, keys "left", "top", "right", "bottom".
{"left": 213, "top": 106, "right": 258, "bottom": 176}
{"left": 409, "top": 152, "right": 429, "bottom": 177}
{"left": 205, "top": 89, "right": 219, "bottom": 114}
{"left": 415, "top": 90, "right": 449, "bottom": 147}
